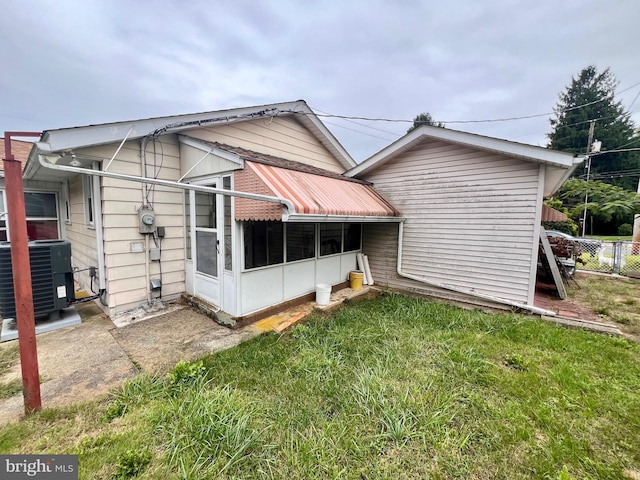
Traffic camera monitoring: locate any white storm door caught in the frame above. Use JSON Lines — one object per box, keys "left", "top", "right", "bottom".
{"left": 193, "top": 184, "right": 222, "bottom": 306}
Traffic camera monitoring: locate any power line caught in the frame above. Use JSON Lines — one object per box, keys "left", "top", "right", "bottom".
{"left": 591, "top": 147, "right": 640, "bottom": 155}
{"left": 311, "top": 80, "right": 640, "bottom": 126}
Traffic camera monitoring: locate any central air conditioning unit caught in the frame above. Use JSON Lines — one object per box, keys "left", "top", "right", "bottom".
{"left": 0, "top": 240, "right": 75, "bottom": 320}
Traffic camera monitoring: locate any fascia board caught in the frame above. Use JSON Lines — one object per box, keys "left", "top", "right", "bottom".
{"left": 39, "top": 101, "right": 309, "bottom": 153}
{"left": 348, "top": 126, "right": 578, "bottom": 177}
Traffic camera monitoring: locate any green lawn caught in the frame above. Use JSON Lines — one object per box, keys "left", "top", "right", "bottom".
{"left": 592, "top": 235, "right": 633, "bottom": 241}
{"left": 569, "top": 274, "right": 640, "bottom": 338}
{"left": 1, "top": 294, "right": 639, "bottom": 479}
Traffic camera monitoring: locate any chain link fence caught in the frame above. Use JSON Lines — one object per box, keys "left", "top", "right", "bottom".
{"left": 577, "top": 240, "right": 640, "bottom": 277}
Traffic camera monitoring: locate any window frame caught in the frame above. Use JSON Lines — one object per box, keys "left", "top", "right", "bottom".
{"left": 83, "top": 174, "right": 95, "bottom": 227}
{"left": 0, "top": 190, "right": 61, "bottom": 241}
{"left": 242, "top": 221, "right": 362, "bottom": 271}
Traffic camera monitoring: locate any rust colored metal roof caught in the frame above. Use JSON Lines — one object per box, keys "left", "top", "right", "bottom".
{"left": 235, "top": 161, "right": 401, "bottom": 221}
{"left": 541, "top": 204, "right": 569, "bottom": 223}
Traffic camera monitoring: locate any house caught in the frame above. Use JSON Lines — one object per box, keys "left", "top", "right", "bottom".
{"left": 18, "top": 101, "right": 402, "bottom": 322}
{"left": 346, "top": 126, "right": 583, "bottom": 311}
{"left": 0, "top": 138, "right": 59, "bottom": 242}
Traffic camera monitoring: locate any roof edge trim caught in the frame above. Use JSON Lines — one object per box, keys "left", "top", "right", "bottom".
{"left": 347, "top": 125, "right": 580, "bottom": 177}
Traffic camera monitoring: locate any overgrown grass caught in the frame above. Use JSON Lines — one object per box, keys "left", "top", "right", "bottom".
{"left": 1, "top": 294, "right": 639, "bottom": 479}
{"left": 0, "top": 343, "right": 21, "bottom": 399}
{"left": 592, "top": 235, "right": 633, "bottom": 241}
{"left": 569, "top": 275, "right": 640, "bottom": 337}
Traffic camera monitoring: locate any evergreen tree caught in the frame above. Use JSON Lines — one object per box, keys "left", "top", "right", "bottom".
{"left": 547, "top": 66, "right": 639, "bottom": 191}
{"left": 407, "top": 112, "right": 444, "bottom": 133}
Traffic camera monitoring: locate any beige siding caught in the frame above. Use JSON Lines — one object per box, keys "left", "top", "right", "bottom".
{"left": 75, "top": 137, "right": 186, "bottom": 315}
{"left": 363, "top": 223, "right": 509, "bottom": 310}
{"left": 361, "top": 139, "right": 541, "bottom": 305}
{"left": 64, "top": 175, "right": 98, "bottom": 293}
{"left": 180, "top": 143, "right": 243, "bottom": 179}
{"left": 187, "top": 117, "right": 345, "bottom": 173}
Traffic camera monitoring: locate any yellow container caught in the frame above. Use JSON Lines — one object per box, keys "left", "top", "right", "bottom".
{"left": 349, "top": 270, "right": 364, "bottom": 290}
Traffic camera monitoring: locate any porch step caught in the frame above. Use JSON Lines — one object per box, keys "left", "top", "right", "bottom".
{"left": 181, "top": 293, "right": 235, "bottom": 328}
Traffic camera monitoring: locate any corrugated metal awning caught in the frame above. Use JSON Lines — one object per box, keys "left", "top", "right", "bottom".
{"left": 541, "top": 204, "right": 569, "bottom": 223}
{"left": 235, "top": 161, "right": 402, "bottom": 222}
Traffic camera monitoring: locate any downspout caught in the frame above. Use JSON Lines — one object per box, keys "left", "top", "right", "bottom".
{"left": 396, "top": 222, "right": 555, "bottom": 316}
{"left": 140, "top": 139, "right": 151, "bottom": 305}
{"left": 91, "top": 161, "right": 108, "bottom": 306}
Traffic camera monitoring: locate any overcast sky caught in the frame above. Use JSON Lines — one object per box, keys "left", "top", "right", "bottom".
{"left": 1, "top": 0, "right": 638, "bottom": 162}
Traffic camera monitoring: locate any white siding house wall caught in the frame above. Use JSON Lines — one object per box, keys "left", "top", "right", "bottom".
{"left": 361, "top": 140, "right": 542, "bottom": 306}
{"left": 187, "top": 117, "right": 345, "bottom": 173}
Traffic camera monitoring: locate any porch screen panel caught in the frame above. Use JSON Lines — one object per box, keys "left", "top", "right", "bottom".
{"left": 319, "top": 224, "right": 342, "bottom": 256}
{"left": 286, "top": 223, "right": 315, "bottom": 262}
{"left": 244, "top": 221, "right": 283, "bottom": 269}
{"left": 196, "top": 231, "right": 217, "bottom": 277}
{"left": 344, "top": 223, "right": 362, "bottom": 252}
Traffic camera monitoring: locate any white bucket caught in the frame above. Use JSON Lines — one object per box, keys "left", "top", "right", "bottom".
{"left": 315, "top": 284, "right": 331, "bottom": 305}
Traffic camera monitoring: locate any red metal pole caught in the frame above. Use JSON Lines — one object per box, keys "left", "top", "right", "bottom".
{"left": 3, "top": 131, "right": 42, "bottom": 413}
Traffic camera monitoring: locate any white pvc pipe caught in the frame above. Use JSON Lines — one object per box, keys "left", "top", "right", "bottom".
{"left": 363, "top": 254, "right": 374, "bottom": 286}
{"left": 37, "top": 154, "right": 297, "bottom": 214}
{"left": 396, "top": 223, "right": 555, "bottom": 316}
{"left": 356, "top": 253, "right": 368, "bottom": 284}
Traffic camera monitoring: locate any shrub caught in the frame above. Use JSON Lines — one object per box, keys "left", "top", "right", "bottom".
{"left": 618, "top": 223, "right": 632, "bottom": 236}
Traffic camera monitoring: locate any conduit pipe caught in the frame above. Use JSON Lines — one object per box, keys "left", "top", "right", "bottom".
{"left": 396, "top": 222, "right": 555, "bottom": 316}
{"left": 140, "top": 140, "right": 151, "bottom": 305}
{"left": 37, "top": 154, "right": 297, "bottom": 214}
{"left": 91, "top": 161, "right": 107, "bottom": 305}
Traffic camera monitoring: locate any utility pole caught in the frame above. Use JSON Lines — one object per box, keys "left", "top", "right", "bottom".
{"left": 581, "top": 120, "right": 596, "bottom": 237}
{"left": 3, "top": 131, "right": 42, "bottom": 414}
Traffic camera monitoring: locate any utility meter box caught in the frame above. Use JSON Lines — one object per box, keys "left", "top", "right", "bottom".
{"left": 138, "top": 208, "right": 156, "bottom": 234}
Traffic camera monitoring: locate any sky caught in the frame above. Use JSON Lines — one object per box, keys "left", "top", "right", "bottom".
{"left": 1, "top": 0, "right": 639, "bottom": 162}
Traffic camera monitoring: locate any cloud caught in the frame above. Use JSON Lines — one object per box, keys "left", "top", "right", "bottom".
{"left": 1, "top": 0, "right": 638, "bottom": 160}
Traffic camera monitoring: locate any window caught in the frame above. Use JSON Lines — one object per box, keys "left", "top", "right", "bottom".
{"left": 83, "top": 175, "right": 94, "bottom": 226}
{"left": 196, "top": 230, "right": 217, "bottom": 276}
{"left": 0, "top": 192, "right": 6, "bottom": 241}
{"left": 344, "top": 223, "right": 362, "bottom": 252}
{"left": 0, "top": 191, "right": 60, "bottom": 241}
{"left": 244, "top": 221, "right": 283, "bottom": 269}
{"left": 195, "top": 191, "right": 216, "bottom": 228}
{"left": 286, "top": 223, "right": 315, "bottom": 262}
{"left": 62, "top": 181, "right": 71, "bottom": 224}
{"left": 243, "top": 222, "right": 362, "bottom": 269}
{"left": 319, "top": 224, "right": 343, "bottom": 256}
{"left": 25, "top": 192, "right": 59, "bottom": 240}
